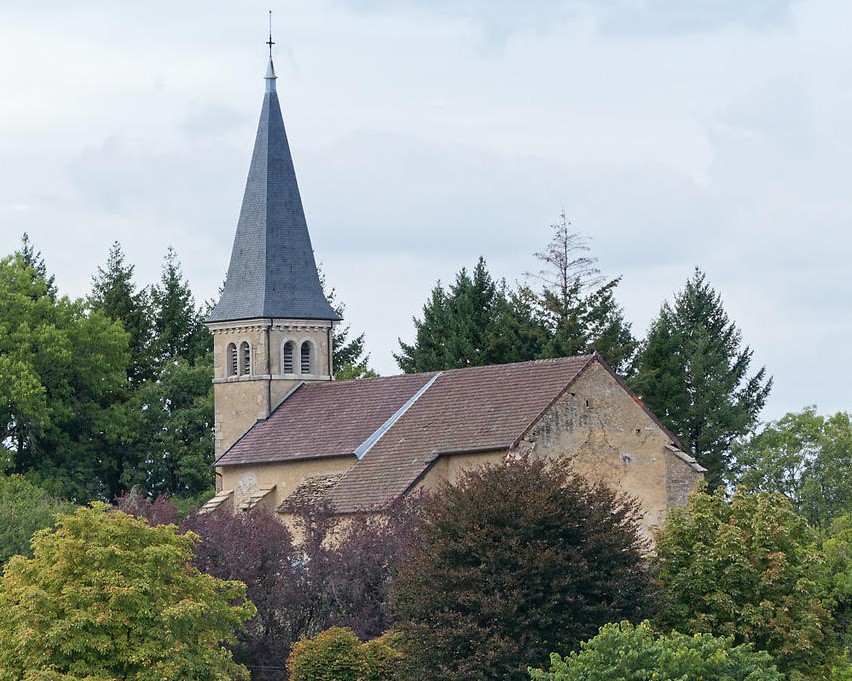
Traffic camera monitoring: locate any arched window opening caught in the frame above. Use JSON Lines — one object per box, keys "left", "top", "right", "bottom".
{"left": 282, "top": 341, "right": 295, "bottom": 374}
{"left": 227, "top": 343, "right": 238, "bottom": 377}
{"left": 239, "top": 341, "right": 251, "bottom": 376}
{"left": 300, "top": 341, "right": 312, "bottom": 374}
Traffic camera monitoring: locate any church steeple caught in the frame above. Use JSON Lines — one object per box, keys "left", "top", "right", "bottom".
{"left": 207, "top": 32, "right": 340, "bottom": 460}
{"left": 207, "top": 36, "right": 339, "bottom": 324}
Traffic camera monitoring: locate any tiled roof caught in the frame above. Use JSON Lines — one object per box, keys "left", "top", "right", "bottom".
{"left": 207, "top": 58, "right": 339, "bottom": 323}
{"left": 327, "top": 356, "right": 595, "bottom": 512}
{"left": 216, "top": 372, "right": 437, "bottom": 466}
{"left": 218, "top": 355, "right": 599, "bottom": 511}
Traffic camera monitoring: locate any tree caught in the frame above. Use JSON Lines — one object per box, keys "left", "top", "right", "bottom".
{"left": 396, "top": 258, "right": 540, "bottom": 372}
{"left": 631, "top": 268, "right": 772, "bottom": 487}
{"left": 183, "top": 507, "right": 300, "bottom": 681}
{"left": 0, "top": 503, "right": 255, "bottom": 680}
{"left": 653, "top": 488, "right": 834, "bottom": 676}
{"left": 318, "top": 270, "right": 376, "bottom": 380}
{"left": 528, "top": 620, "right": 783, "bottom": 681}
{"left": 0, "top": 247, "right": 130, "bottom": 502}
{"left": 89, "top": 241, "right": 154, "bottom": 385}
{"left": 149, "top": 246, "right": 210, "bottom": 367}
{"left": 0, "top": 474, "right": 74, "bottom": 565}
{"left": 732, "top": 407, "right": 851, "bottom": 529}
{"left": 527, "top": 213, "right": 637, "bottom": 375}
{"left": 130, "top": 354, "right": 215, "bottom": 496}
{"left": 824, "top": 514, "right": 852, "bottom": 654}
{"left": 287, "top": 628, "right": 403, "bottom": 681}
{"left": 392, "top": 456, "right": 651, "bottom": 681}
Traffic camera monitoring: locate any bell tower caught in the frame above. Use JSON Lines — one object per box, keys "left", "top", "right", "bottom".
{"left": 207, "top": 35, "right": 340, "bottom": 458}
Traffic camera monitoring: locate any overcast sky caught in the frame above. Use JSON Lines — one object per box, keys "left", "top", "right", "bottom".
{"left": 1, "top": 0, "right": 849, "bottom": 423}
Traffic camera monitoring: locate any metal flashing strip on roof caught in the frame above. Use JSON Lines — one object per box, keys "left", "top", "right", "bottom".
{"left": 353, "top": 372, "right": 442, "bottom": 460}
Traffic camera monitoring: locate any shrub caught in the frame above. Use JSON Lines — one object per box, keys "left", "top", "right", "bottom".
{"left": 529, "top": 621, "right": 783, "bottom": 681}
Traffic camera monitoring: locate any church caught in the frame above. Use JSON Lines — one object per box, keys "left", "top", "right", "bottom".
{"left": 201, "top": 47, "right": 704, "bottom": 538}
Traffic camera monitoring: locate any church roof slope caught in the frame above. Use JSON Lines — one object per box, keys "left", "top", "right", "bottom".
{"left": 207, "top": 58, "right": 339, "bottom": 323}
{"left": 215, "top": 372, "right": 437, "bottom": 466}
{"left": 326, "top": 355, "right": 596, "bottom": 512}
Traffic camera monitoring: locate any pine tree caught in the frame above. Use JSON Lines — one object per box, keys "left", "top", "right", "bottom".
{"left": 395, "top": 258, "right": 538, "bottom": 373}
{"left": 631, "top": 268, "right": 772, "bottom": 486}
{"left": 149, "top": 247, "right": 211, "bottom": 367}
{"left": 89, "top": 241, "right": 154, "bottom": 384}
{"left": 528, "top": 213, "right": 637, "bottom": 375}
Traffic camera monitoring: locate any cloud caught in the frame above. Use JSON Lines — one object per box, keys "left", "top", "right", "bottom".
{"left": 334, "top": 0, "right": 793, "bottom": 42}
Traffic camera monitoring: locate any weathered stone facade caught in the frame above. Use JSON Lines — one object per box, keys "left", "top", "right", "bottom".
{"left": 209, "top": 318, "right": 334, "bottom": 458}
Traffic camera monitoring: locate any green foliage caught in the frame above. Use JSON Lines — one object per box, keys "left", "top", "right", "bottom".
{"left": 89, "top": 241, "right": 155, "bottom": 385}
{"left": 824, "top": 514, "right": 852, "bottom": 651}
{"left": 528, "top": 620, "right": 783, "bottom": 681}
{"left": 396, "top": 217, "right": 636, "bottom": 375}
{"left": 128, "top": 353, "right": 215, "bottom": 496}
{"left": 733, "top": 407, "right": 851, "bottom": 529}
{"left": 0, "top": 503, "right": 254, "bottom": 680}
{"left": 392, "top": 456, "right": 651, "bottom": 681}
{"left": 631, "top": 268, "right": 772, "bottom": 487}
{"left": 0, "top": 245, "right": 130, "bottom": 502}
{"left": 288, "top": 627, "right": 402, "bottom": 681}
{"left": 395, "top": 257, "right": 544, "bottom": 372}
{"left": 653, "top": 488, "right": 833, "bottom": 676}
{"left": 149, "top": 246, "right": 211, "bottom": 367}
{"left": 0, "top": 474, "right": 75, "bottom": 565}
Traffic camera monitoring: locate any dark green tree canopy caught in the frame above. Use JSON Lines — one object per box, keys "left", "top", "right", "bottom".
{"left": 89, "top": 240, "right": 154, "bottom": 385}
{"left": 396, "top": 216, "right": 637, "bottom": 376}
{"left": 631, "top": 268, "right": 772, "bottom": 486}
{"left": 150, "top": 246, "right": 211, "bottom": 367}
{"left": 395, "top": 257, "right": 537, "bottom": 373}
{"left": 392, "top": 456, "right": 651, "bottom": 681}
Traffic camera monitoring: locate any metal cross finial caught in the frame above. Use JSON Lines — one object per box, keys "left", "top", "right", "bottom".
{"left": 267, "top": 10, "right": 275, "bottom": 58}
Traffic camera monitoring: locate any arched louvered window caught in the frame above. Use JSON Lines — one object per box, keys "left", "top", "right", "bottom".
{"left": 239, "top": 341, "right": 251, "bottom": 376}
{"left": 282, "top": 341, "right": 295, "bottom": 374}
{"left": 300, "top": 341, "right": 312, "bottom": 374}
{"left": 227, "top": 343, "right": 238, "bottom": 377}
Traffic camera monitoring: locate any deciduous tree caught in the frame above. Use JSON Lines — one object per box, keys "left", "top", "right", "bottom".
{"left": 392, "top": 456, "right": 651, "bottom": 681}
{"left": 653, "top": 488, "right": 833, "bottom": 676}
{"left": 0, "top": 474, "right": 74, "bottom": 565}
{"left": 0, "top": 503, "right": 254, "bottom": 680}
{"left": 0, "top": 245, "right": 129, "bottom": 502}
{"left": 529, "top": 621, "right": 783, "bottom": 681}
{"left": 732, "top": 407, "right": 851, "bottom": 529}
{"left": 631, "top": 268, "right": 771, "bottom": 486}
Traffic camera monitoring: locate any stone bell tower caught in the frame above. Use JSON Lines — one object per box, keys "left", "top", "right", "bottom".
{"left": 206, "top": 41, "right": 340, "bottom": 459}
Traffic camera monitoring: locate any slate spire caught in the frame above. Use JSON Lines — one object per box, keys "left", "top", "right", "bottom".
{"left": 207, "top": 48, "right": 340, "bottom": 323}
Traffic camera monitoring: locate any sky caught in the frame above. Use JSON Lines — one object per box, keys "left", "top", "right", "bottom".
{"left": 1, "top": 0, "right": 849, "bottom": 423}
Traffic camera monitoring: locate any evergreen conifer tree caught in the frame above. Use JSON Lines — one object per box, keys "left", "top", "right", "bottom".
{"left": 631, "top": 268, "right": 772, "bottom": 486}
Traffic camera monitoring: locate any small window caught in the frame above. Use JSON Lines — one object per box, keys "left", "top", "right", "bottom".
{"left": 300, "top": 341, "right": 312, "bottom": 374}
{"left": 227, "top": 343, "right": 238, "bottom": 377}
{"left": 282, "top": 341, "right": 295, "bottom": 374}
{"left": 239, "top": 341, "right": 251, "bottom": 375}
